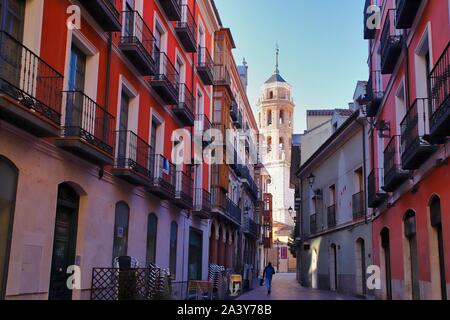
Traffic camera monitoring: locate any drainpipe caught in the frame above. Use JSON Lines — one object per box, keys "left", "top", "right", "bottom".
{"left": 403, "top": 30, "right": 411, "bottom": 108}
{"left": 99, "top": 32, "right": 113, "bottom": 179}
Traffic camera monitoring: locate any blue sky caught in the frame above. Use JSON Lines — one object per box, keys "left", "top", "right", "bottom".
{"left": 214, "top": 0, "right": 369, "bottom": 133}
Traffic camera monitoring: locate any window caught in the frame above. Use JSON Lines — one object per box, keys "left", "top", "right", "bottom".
{"left": 279, "top": 110, "right": 284, "bottom": 125}
{"left": 0, "top": 0, "right": 25, "bottom": 41}
{"left": 267, "top": 110, "right": 272, "bottom": 126}
{"left": 269, "top": 91, "right": 274, "bottom": 99}
{"left": 0, "top": 156, "right": 18, "bottom": 299}
{"left": 146, "top": 213, "right": 158, "bottom": 265}
{"left": 329, "top": 185, "right": 336, "bottom": 206}
{"left": 267, "top": 136, "right": 272, "bottom": 153}
{"left": 117, "top": 92, "right": 130, "bottom": 162}
{"left": 169, "top": 222, "right": 178, "bottom": 278}
{"left": 112, "top": 202, "right": 130, "bottom": 263}
{"left": 188, "top": 228, "right": 203, "bottom": 280}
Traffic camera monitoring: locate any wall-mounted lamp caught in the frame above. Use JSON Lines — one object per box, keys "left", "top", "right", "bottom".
{"left": 307, "top": 173, "right": 316, "bottom": 188}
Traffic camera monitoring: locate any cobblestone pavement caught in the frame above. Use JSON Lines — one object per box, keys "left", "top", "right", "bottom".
{"left": 237, "top": 273, "right": 363, "bottom": 300}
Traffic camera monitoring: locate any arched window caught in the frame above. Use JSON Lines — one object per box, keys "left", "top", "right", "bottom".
{"left": 279, "top": 110, "right": 284, "bottom": 125}
{"left": 381, "top": 227, "right": 392, "bottom": 300}
{"left": 429, "top": 196, "right": 447, "bottom": 300}
{"left": 169, "top": 221, "right": 178, "bottom": 278}
{"left": 269, "top": 91, "right": 274, "bottom": 99}
{"left": 0, "top": 156, "right": 18, "bottom": 299}
{"left": 146, "top": 213, "right": 158, "bottom": 265}
{"left": 112, "top": 202, "right": 130, "bottom": 263}
{"left": 279, "top": 138, "right": 285, "bottom": 151}
{"left": 404, "top": 210, "right": 420, "bottom": 300}
{"left": 267, "top": 136, "right": 272, "bottom": 153}
{"left": 267, "top": 110, "right": 272, "bottom": 126}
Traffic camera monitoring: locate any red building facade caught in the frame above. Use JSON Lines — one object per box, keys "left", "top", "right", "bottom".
{"left": 363, "top": 0, "right": 449, "bottom": 299}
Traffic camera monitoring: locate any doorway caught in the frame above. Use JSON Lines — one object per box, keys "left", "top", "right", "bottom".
{"left": 355, "top": 238, "right": 367, "bottom": 296}
{"left": 188, "top": 228, "right": 203, "bottom": 280}
{"left": 329, "top": 244, "right": 338, "bottom": 291}
{"left": 48, "top": 184, "right": 79, "bottom": 300}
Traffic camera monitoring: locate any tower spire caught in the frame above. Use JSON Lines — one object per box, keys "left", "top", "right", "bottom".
{"left": 275, "top": 44, "right": 280, "bottom": 74}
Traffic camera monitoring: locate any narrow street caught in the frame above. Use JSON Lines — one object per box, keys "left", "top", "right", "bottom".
{"left": 237, "top": 274, "right": 362, "bottom": 301}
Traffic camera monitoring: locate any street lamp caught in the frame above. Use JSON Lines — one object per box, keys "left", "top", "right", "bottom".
{"left": 307, "top": 173, "right": 316, "bottom": 188}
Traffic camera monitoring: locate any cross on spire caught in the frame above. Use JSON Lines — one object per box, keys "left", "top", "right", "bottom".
{"left": 275, "top": 44, "right": 280, "bottom": 74}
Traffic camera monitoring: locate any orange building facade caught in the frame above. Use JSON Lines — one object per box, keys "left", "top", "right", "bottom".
{"left": 0, "top": 0, "right": 267, "bottom": 300}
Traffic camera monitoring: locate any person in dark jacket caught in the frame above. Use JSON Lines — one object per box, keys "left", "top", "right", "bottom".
{"left": 263, "top": 262, "right": 276, "bottom": 295}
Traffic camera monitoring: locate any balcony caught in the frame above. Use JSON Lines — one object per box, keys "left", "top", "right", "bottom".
{"left": 112, "top": 131, "right": 152, "bottom": 186}
{"left": 363, "top": 0, "right": 376, "bottom": 40}
{"left": 211, "top": 162, "right": 229, "bottom": 192}
{"left": 157, "top": 0, "right": 182, "bottom": 21}
{"left": 364, "top": 71, "right": 384, "bottom": 117}
{"left": 401, "top": 98, "right": 438, "bottom": 170}
{"left": 352, "top": 191, "right": 365, "bottom": 220}
{"left": 147, "top": 154, "right": 176, "bottom": 199}
{"left": 233, "top": 108, "right": 243, "bottom": 129}
{"left": 194, "top": 114, "right": 211, "bottom": 148}
{"left": 244, "top": 217, "right": 259, "bottom": 238}
{"left": 193, "top": 188, "right": 211, "bottom": 219}
{"left": 429, "top": 42, "right": 450, "bottom": 138}
{"left": 381, "top": 9, "right": 403, "bottom": 74}
{"left": 310, "top": 214, "right": 317, "bottom": 235}
{"left": 368, "top": 168, "right": 388, "bottom": 208}
{"left": 327, "top": 205, "right": 336, "bottom": 229}
{"left": 0, "top": 31, "right": 63, "bottom": 137}
{"left": 211, "top": 187, "right": 227, "bottom": 212}
{"left": 383, "top": 135, "right": 410, "bottom": 192}
{"left": 174, "top": 170, "right": 193, "bottom": 209}
{"left": 214, "top": 64, "right": 232, "bottom": 96}
{"left": 119, "top": 11, "right": 158, "bottom": 76}
{"left": 226, "top": 197, "right": 242, "bottom": 226}
{"left": 56, "top": 91, "right": 114, "bottom": 165}
{"left": 149, "top": 52, "right": 179, "bottom": 105}
{"left": 79, "top": 0, "right": 121, "bottom": 32}
{"left": 196, "top": 47, "right": 214, "bottom": 85}
{"left": 175, "top": 5, "right": 197, "bottom": 53}
{"left": 230, "top": 100, "right": 238, "bottom": 122}
{"left": 173, "top": 84, "right": 194, "bottom": 126}
{"left": 395, "top": 0, "right": 423, "bottom": 29}
{"left": 242, "top": 170, "right": 259, "bottom": 200}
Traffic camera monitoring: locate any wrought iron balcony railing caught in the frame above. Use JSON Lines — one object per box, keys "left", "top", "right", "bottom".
{"left": 193, "top": 188, "right": 211, "bottom": 219}
{"left": 383, "top": 135, "right": 409, "bottom": 192}
{"left": 150, "top": 52, "right": 180, "bottom": 105}
{"left": 244, "top": 217, "right": 259, "bottom": 237}
{"left": 157, "top": 0, "right": 182, "bottom": 21}
{"left": 148, "top": 154, "right": 176, "bottom": 199}
{"left": 57, "top": 91, "right": 115, "bottom": 165}
{"left": 368, "top": 168, "right": 388, "bottom": 208}
{"left": 174, "top": 170, "right": 193, "bottom": 209}
{"left": 196, "top": 47, "right": 214, "bottom": 85}
{"left": 113, "top": 131, "right": 153, "bottom": 186}
{"left": 327, "top": 205, "right": 336, "bottom": 229}
{"left": 119, "top": 10, "right": 158, "bottom": 76}
{"left": 211, "top": 187, "right": 227, "bottom": 212}
{"left": 80, "top": 0, "right": 122, "bottom": 32}
{"left": 381, "top": 9, "right": 403, "bottom": 74}
{"left": 226, "top": 197, "right": 242, "bottom": 226}
{"left": 175, "top": 4, "right": 197, "bottom": 53}
{"left": 429, "top": 42, "right": 450, "bottom": 138}
{"left": 364, "top": 70, "right": 384, "bottom": 117}
{"left": 173, "top": 84, "right": 194, "bottom": 126}
{"left": 400, "top": 98, "right": 438, "bottom": 170}
{"left": 0, "top": 31, "right": 63, "bottom": 137}
{"left": 352, "top": 191, "right": 365, "bottom": 220}
{"left": 395, "top": 0, "right": 423, "bottom": 29}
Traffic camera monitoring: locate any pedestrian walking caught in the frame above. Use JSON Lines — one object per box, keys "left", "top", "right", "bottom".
{"left": 262, "top": 262, "right": 276, "bottom": 295}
